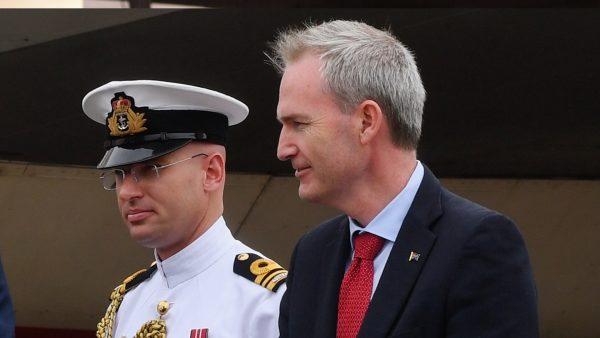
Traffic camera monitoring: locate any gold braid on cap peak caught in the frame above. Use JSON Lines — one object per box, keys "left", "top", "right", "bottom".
{"left": 96, "top": 263, "right": 157, "bottom": 338}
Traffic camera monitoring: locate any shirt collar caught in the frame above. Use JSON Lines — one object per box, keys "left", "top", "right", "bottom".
{"left": 349, "top": 161, "right": 424, "bottom": 247}
{"left": 154, "top": 216, "right": 234, "bottom": 289}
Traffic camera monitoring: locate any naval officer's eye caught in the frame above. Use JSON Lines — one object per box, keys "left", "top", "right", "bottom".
{"left": 136, "top": 164, "right": 159, "bottom": 180}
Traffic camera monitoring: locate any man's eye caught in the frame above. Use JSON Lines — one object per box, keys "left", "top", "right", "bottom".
{"left": 137, "top": 164, "right": 158, "bottom": 178}
{"left": 293, "top": 121, "right": 307, "bottom": 127}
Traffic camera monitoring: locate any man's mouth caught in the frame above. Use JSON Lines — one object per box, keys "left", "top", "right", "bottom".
{"left": 126, "top": 209, "right": 154, "bottom": 223}
{"left": 294, "top": 165, "right": 311, "bottom": 177}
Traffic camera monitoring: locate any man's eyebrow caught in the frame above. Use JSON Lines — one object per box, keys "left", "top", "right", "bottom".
{"left": 277, "top": 113, "right": 305, "bottom": 123}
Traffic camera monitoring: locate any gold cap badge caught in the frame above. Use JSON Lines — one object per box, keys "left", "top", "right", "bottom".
{"left": 107, "top": 93, "right": 148, "bottom": 137}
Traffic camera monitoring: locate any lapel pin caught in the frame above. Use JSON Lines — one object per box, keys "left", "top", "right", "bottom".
{"left": 408, "top": 251, "right": 420, "bottom": 262}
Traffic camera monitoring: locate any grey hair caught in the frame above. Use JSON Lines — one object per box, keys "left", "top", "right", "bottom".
{"left": 268, "top": 20, "right": 425, "bottom": 149}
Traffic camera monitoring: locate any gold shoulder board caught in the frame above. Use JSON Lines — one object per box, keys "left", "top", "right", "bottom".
{"left": 122, "top": 261, "right": 157, "bottom": 293}
{"left": 233, "top": 253, "right": 287, "bottom": 292}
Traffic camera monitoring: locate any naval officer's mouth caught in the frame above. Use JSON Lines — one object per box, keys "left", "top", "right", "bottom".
{"left": 126, "top": 209, "right": 154, "bottom": 223}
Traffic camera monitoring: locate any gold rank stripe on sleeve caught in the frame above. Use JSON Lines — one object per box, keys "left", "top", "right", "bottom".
{"left": 265, "top": 270, "right": 288, "bottom": 291}
{"left": 233, "top": 253, "right": 288, "bottom": 292}
{"left": 96, "top": 262, "right": 157, "bottom": 338}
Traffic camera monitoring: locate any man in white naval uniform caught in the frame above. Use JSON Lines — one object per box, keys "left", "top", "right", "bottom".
{"left": 82, "top": 80, "right": 286, "bottom": 338}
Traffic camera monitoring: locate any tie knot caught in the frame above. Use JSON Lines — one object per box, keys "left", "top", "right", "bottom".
{"left": 353, "top": 232, "right": 384, "bottom": 260}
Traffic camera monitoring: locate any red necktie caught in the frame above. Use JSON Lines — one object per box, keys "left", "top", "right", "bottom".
{"left": 337, "top": 232, "right": 385, "bottom": 338}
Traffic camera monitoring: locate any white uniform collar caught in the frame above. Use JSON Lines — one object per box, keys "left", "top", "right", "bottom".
{"left": 154, "top": 216, "right": 235, "bottom": 289}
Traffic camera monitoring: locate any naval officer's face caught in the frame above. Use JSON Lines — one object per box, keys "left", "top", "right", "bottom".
{"left": 115, "top": 144, "right": 210, "bottom": 257}
{"left": 276, "top": 53, "right": 363, "bottom": 206}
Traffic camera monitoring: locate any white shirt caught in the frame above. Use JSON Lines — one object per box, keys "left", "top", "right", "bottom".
{"left": 347, "top": 161, "right": 424, "bottom": 297}
{"left": 113, "top": 216, "right": 285, "bottom": 338}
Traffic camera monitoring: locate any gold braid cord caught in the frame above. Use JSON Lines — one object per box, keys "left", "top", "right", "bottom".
{"left": 134, "top": 300, "right": 169, "bottom": 338}
{"left": 134, "top": 319, "right": 167, "bottom": 338}
{"left": 96, "top": 269, "right": 147, "bottom": 338}
{"left": 96, "top": 283, "right": 126, "bottom": 338}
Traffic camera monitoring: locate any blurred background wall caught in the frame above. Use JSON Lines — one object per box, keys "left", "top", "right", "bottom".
{"left": 1, "top": 162, "right": 598, "bottom": 337}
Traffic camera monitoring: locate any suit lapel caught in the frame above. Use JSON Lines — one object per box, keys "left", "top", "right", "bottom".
{"left": 313, "top": 217, "right": 351, "bottom": 338}
{"left": 359, "top": 165, "right": 443, "bottom": 337}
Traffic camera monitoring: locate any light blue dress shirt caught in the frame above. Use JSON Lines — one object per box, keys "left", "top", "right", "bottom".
{"left": 347, "top": 161, "right": 424, "bottom": 297}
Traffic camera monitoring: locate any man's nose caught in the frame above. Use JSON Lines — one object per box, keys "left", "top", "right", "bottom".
{"left": 117, "top": 173, "right": 143, "bottom": 201}
{"left": 277, "top": 127, "right": 298, "bottom": 161}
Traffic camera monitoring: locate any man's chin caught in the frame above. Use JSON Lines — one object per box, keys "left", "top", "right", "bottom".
{"left": 127, "top": 226, "right": 160, "bottom": 248}
{"left": 298, "top": 183, "right": 340, "bottom": 208}
{"left": 298, "top": 184, "right": 321, "bottom": 203}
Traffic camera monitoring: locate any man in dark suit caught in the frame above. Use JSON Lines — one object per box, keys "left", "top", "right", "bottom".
{"left": 269, "top": 20, "right": 538, "bottom": 337}
{"left": 0, "top": 256, "right": 15, "bottom": 338}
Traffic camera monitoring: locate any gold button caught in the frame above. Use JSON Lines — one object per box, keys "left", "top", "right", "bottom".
{"left": 157, "top": 301, "right": 170, "bottom": 316}
{"left": 237, "top": 253, "right": 249, "bottom": 261}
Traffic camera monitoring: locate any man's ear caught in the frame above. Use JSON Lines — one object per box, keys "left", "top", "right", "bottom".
{"left": 203, "top": 153, "right": 225, "bottom": 191}
{"left": 357, "top": 100, "right": 384, "bottom": 145}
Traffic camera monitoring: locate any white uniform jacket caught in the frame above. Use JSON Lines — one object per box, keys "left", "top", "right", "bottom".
{"left": 111, "top": 217, "right": 285, "bottom": 338}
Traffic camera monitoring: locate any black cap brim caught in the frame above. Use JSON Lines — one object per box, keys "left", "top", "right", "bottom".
{"left": 97, "top": 139, "right": 192, "bottom": 169}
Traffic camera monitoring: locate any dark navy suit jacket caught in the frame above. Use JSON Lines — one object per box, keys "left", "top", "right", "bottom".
{"left": 0, "top": 256, "right": 15, "bottom": 338}
{"left": 279, "top": 166, "right": 538, "bottom": 338}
